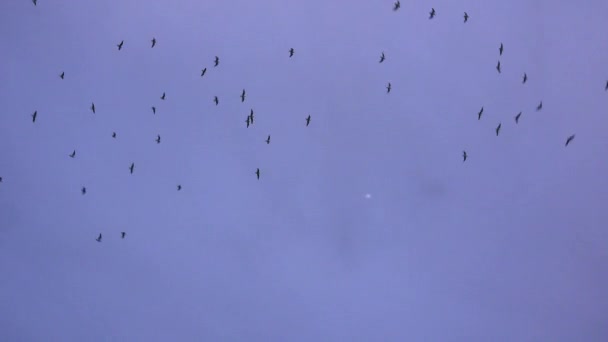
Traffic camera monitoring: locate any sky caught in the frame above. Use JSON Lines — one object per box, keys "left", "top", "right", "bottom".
{"left": 1, "top": 0, "right": 608, "bottom": 341}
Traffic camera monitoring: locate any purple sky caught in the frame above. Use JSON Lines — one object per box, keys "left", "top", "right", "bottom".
{"left": 1, "top": 0, "right": 608, "bottom": 340}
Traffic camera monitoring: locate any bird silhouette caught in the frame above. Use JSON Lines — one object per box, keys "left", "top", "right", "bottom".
{"left": 245, "top": 116, "right": 251, "bottom": 128}
{"left": 255, "top": 168, "right": 260, "bottom": 180}
{"left": 499, "top": 43, "right": 504, "bottom": 55}
{"left": 523, "top": 73, "right": 528, "bottom": 84}
{"left": 155, "top": 135, "right": 161, "bottom": 144}
{"left": 152, "top": 106, "right": 156, "bottom": 114}
{"left": 429, "top": 8, "right": 436, "bottom": 19}
{"left": 496, "top": 61, "right": 501, "bottom": 73}
{"left": 393, "top": 1, "right": 400, "bottom": 11}
{"left": 464, "top": 12, "right": 469, "bottom": 23}
{"left": 121, "top": 232, "right": 126, "bottom": 239}
{"left": 478, "top": 107, "right": 483, "bottom": 120}
{"left": 151, "top": 38, "right": 156, "bottom": 48}
{"left": 96, "top": 234, "right": 102, "bottom": 242}
{"left": 112, "top": 132, "right": 117, "bottom": 138}
{"left": 201, "top": 68, "right": 207, "bottom": 77}
{"left": 69, "top": 150, "right": 76, "bottom": 158}
{"left": 565, "top": 134, "right": 575, "bottom": 147}
{"left": 249, "top": 109, "right": 254, "bottom": 124}
{"left": 32, "top": 0, "right": 37, "bottom": 5}
{"left": 129, "top": 163, "right": 135, "bottom": 174}
{"left": 31, "top": 111, "right": 37, "bottom": 123}
{"left": 60, "top": 72, "right": 65, "bottom": 79}
{"left": 379, "top": 52, "right": 385, "bottom": 63}
{"left": 536, "top": 101, "right": 543, "bottom": 111}
{"left": 289, "top": 48, "right": 295, "bottom": 57}
{"left": 214, "top": 96, "right": 219, "bottom": 105}
{"left": 117, "top": 40, "right": 124, "bottom": 50}
{"left": 0, "top": 177, "right": 2, "bottom": 183}
{"left": 177, "top": 185, "right": 182, "bottom": 191}
{"left": 463, "top": 151, "right": 467, "bottom": 162}
{"left": 386, "top": 82, "right": 392, "bottom": 93}
{"left": 214, "top": 56, "right": 219, "bottom": 67}
{"left": 81, "top": 186, "right": 86, "bottom": 195}
{"left": 91, "top": 102, "right": 95, "bottom": 113}
{"left": 306, "top": 115, "right": 311, "bottom": 126}
{"left": 605, "top": 80, "right": 608, "bottom": 91}
{"left": 495, "top": 123, "right": 502, "bottom": 136}
{"left": 265, "top": 135, "right": 271, "bottom": 144}
{"left": 161, "top": 92, "right": 166, "bottom": 100}
{"left": 515, "top": 112, "right": 522, "bottom": 124}
{"left": 241, "top": 89, "right": 246, "bottom": 102}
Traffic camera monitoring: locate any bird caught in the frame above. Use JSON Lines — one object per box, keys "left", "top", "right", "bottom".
{"left": 496, "top": 61, "right": 501, "bottom": 73}
{"left": 112, "top": 132, "right": 117, "bottom": 138}
{"left": 536, "top": 101, "right": 543, "bottom": 111}
{"left": 117, "top": 40, "right": 124, "bottom": 50}
{"left": 214, "top": 56, "right": 219, "bottom": 67}
{"left": 60, "top": 71, "right": 65, "bottom": 79}
{"left": 96, "top": 234, "right": 102, "bottom": 242}
{"left": 31, "top": 110, "right": 37, "bottom": 123}
{"left": 429, "top": 8, "right": 436, "bottom": 19}
{"left": 499, "top": 43, "right": 504, "bottom": 55}
{"left": 515, "top": 112, "right": 522, "bottom": 124}
{"left": 255, "top": 168, "right": 260, "bottom": 180}
{"left": 151, "top": 38, "right": 156, "bottom": 48}
{"left": 121, "top": 232, "right": 126, "bottom": 239}
{"left": 565, "top": 134, "right": 575, "bottom": 147}
{"left": 478, "top": 107, "right": 484, "bottom": 120}
{"left": 241, "top": 89, "right": 246, "bottom": 102}
{"left": 201, "top": 68, "right": 207, "bottom": 77}
{"left": 69, "top": 150, "right": 76, "bottom": 158}
{"left": 393, "top": 1, "right": 400, "bottom": 11}
{"left": 306, "top": 115, "right": 311, "bottom": 126}
{"left": 379, "top": 52, "right": 385, "bottom": 63}
{"left": 386, "top": 82, "right": 392, "bottom": 93}
{"left": 523, "top": 73, "right": 528, "bottom": 84}
{"left": 214, "top": 96, "right": 219, "bottom": 105}
{"left": 463, "top": 151, "right": 467, "bottom": 162}
{"left": 32, "top": 0, "right": 37, "bottom": 5}
{"left": 152, "top": 106, "right": 156, "bottom": 114}
{"left": 605, "top": 80, "right": 608, "bottom": 91}
{"left": 155, "top": 135, "right": 161, "bottom": 144}
{"left": 265, "top": 135, "right": 271, "bottom": 144}
{"left": 90, "top": 102, "right": 95, "bottom": 114}
{"left": 160, "top": 92, "right": 166, "bottom": 100}
{"left": 495, "top": 123, "right": 502, "bottom": 136}
{"left": 464, "top": 12, "right": 469, "bottom": 23}
{"left": 245, "top": 116, "right": 251, "bottom": 128}
{"left": 177, "top": 185, "right": 182, "bottom": 191}
{"left": 81, "top": 186, "right": 86, "bottom": 195}
{"left": 129, "top": 163, "right": 135, "bottom": 174}
{"left": 0, "top": 177, "right": 2, "bottom": 183}
{"left": 249, "top": 109, "right": 254, "bottom": 123}
{"left": 289, "top": 48, "right": 295, "bottom": 57}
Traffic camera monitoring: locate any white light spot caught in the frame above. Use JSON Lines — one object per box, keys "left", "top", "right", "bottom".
{"left": 364, "top": 193, "right": 372, "bottom": 199}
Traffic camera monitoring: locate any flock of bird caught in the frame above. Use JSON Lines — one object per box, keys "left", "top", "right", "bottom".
{"left": 8, "top": 0, "right": 607, "bottom": 243}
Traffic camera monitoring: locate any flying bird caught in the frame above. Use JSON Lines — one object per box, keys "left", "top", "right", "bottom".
{"left": 255, "top": 168, "right": 260, "bottom": 180}
{"left": 32, "top": 0, "right": 37, "bottom": 5}
{"left": 478, "top": 107, "right": 484, "bottom": 120}
{"left": 31, "top": 110, "right": 37, "bottom": 122}
{"left": 201, "top": 68, "right": 207, "bottom": 77}
{"left": 129, "top": 163, "right": 135, "bottom": 174}
{"left": 386, "top": 82, "right": 392, "bottom": 93}
{"left": 96, "top": 234, "right": 102, "bottom": 242}
{"left": 429, "top": 8, "right": 436, "bottom": 19}
{"left": 155, "top": 135, "right": 161, "bottom": 144}
{"left": 152, "top": 106, "right": 156, "bottom": 114}
{"left": 379, "top": 52, "right": 385, "bottom": 63}
{"left": 241, "top": 89, "right": 246, "bottom": 102}
{"left": 151, "top": 38, "right": 156, "bottom": 48}
{"left": 463, "top": 151, "right": 467, "bottom": 162}
{"left": 523, "top": 73, "right": 528, "bottom": 84}
{"left": 536, "top": 101, "right": 543, "bottom": 111}
{"left": 306, "top": 115, "right": 311, "bottom": 126}
{"left": 214, "top": 96, "right": 219, "bottom": 105}
{"left": 289, "top": 48, "right": 295, "bottom": 57}
{"left": 245, "top": 116, "right": 251, "bottom": 128}
{"left": 515, "top": 112, "right": 522, "bottom": 123}
{"left": 0, "top": 177, "right": 2, "bottom": 183}
{"left": 499, "top": 43, "right": 504, "bottom": 55}
{"left": 69, "top": 150, "right": 76, "bottom": 158}
{"left": 60, "top": 72, "right": 65, "bottom": 79}
{"left": 249, "top": 109, "right": 254, "bottom": 123}
{"left": 496, "top": 61, "right": 501, "bottom": 73}
{"left": 464, "top": 12, "right": 469, "bottom": 22}
{"left": 265, "top": 135, "right": 271, "bottom": 144}
{"left": 565, "top": 134, "right": 575, "bottom": 147}
{"left": 81, "top": 186, "right": 86, "bottom": 195}
{"left": 605, "top": 80, "right": 608, "bottom": 91}
{"left": 393, "top": 1, "right": 400, "bottom": 11}
{"left": 117, "top": 40, "right": 124, "bottom": 50}
{"left": 112, "top": 132, "right": 117, "bottom": 138}
{"left": 214, "top": 56, "right": 219, "bottom": 67}
{"left": 160, "top": 92, "right": 166, "bottom": 100}
{"left": 495, "top": 123, "right": 502, "bottom": 136}
{"left": 177, "top": 185, "right": 182, "bottom": 191}
{"left": 121, "top": 232, "right": 126, "bottom": 239}
{"left": 90, "top": 102, "right": 96, "bottom": 114}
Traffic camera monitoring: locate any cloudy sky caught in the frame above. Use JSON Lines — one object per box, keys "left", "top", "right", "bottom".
{"left": 1, "top": 0, "right": 607, "bottom": 341}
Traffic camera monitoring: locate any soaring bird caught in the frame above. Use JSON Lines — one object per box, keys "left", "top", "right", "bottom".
{"left": 177, "top": 185, "right": 182, "bottom": 191}
{"left": 0, "top": 177, "right": 2, "bottom": 183}
{"left": 463, "top": 151, "right": 467, "bottom": 162}
{"left": 121, "top": 232, "right": 126, "bottom": 239}
{"left": 495, "top": 123, "right": 502, "bottom": 136}
{"left": 112, "top": 132, "right": 117, "bottom": 138}
{"left": 386, "top": 82, "right": 392, "bottom": 93}
{"left": 214, "top": 96, "right": 219, "bottom": 105}
{"left": 201, "top": 68, "right": 207, "bottom": 77}
{"left": 117, "top": 40, "right": 124, "bottom": 50}
{"left": 32, "top": 0, "right": 37, "bottom": 5}
{"left": 536, "top": 101, "right": 543, "bottom": 111}
{"left": 96, "top": 234, "right": 102, "bottom": 242}
{"left": 155, "top": 135, "right": 161, "bottom": 144}
{"left": 249, "top": 109, "right": 254, "bottom": 123}
{"left": 523, "top": 73, "right": 527, "bottom": 84}
{"left": 81, "top": 186, "right": 86, "bottom": 195}
{"left": 69, "top": 150, "right": 76, "bottom": 158}
{"left": 151, "top": 38, "right": 156, "bottom": 48}
{"left": 379, "top": 52, "right": 385, "bottom": 63}
{"left": 214, "top": 56, "right": 219, "bottom": 67}
{"left": 565, "top": 134, "right": 575, "bottom": 147}
{"left": 393, "top": 1, "right": 400, "bottom": 11}
{"left": 255, "top": 168, "right": 260, "bottom": 180}
{"left": 515, "top": 112, "right": 522, "bottom": 124}
{"left": 91, "top": 102, "right": 96, "bottom": 113}
{"left": 241, "top": 89, "right": 246, "bottom": 102}
{"left": 245, "top": 116, "right": 251, "bottom": 128}
{"left": 60, "top": 72, "right": 65, "bottom": 79}
{"left": 429, "top": 8, "right": 436, "bottom": 19}
{"left": 464, "top": 12, "right": 469, "bottom": 22}
{"left": 161, "top": 92, "right": 166, "bottom": 100}
{"left": 152, "top": 106, "right": 156, "bottom": 114}
{"left": 478, "top": 107, "right": 484, "bottom": 120}
{"left": 265, "top": 135, "right": 271, "bottom": 144}
{"left": 496, "top": 61, "right": 501, "bottom": 73}
{"left": 129, "top": 163, "right": 135, "bottom": 174}
{"left": 289, "top": 48, "right": 295, "bottom": 57}
{"left": 605, "top": 80, "right": 608, "bottom": 91}
{"left": 32, "top": 111, "right": 37, "bottom": 123}
{"left": 306, "top": 115, "right": 311, "bottom": 126}
{"left": 499, "top": 43, "right": 504, "bottom": 55}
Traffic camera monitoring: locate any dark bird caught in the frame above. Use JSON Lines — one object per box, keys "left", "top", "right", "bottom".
{"left": 155, "top": 135, "right": 161, "bottom": 144}
{"left": 91, "top": 102, "right": 95, "bottom": 114}
{"left": 32, "top": 0, "right": 37, "bottom": 5}
{"left": 151, "top": 38, "right": 156, "bottom": 48}
{"left": 463, "top": 151, "right": 467, "bottom": 162}
{"left": 117, "top": 40, "right": 124, "bottom": 50}
{"left": 245, "top": 116, "right": 251, "bottom": 128}
{"left": 429, "top": 8, "right": 436, "bottom": 19}
{"left": 393, "top": 1, "right": 400, "bottom": 11}
{"left": 495, "top": 123, "right": 502, "bottom": 136}
{"left": 379, "top": 52, "right": 385, "bottom": 63}
{"left": 536, "top": 101, "right": 543, "bottom": 111}
{"left": 69, "top": 150, "right": 76, "bottom": 158}
{"left": 289, "top": 48, "right": 295, "bottom": 57}
{"left": 81, "top": 186, "right": 86, "bottom": 195}
{"left": 265, "top": 135, "right": 271, "bottom": 144}
{"left": 523, "top": 73, "right": 528, "bottom": 84}
{"left": 464, "top": 12, "right": 469, "bottom": 22}
{"left": 214, "top": 96, "right": 219, "bottom": 105}
{"left": 96, "top": 234, "right": 102, "bottom": 242}
{"left": 477, "top": 107, "right": 484, "bottom": 120}
{"left": 152, "top": 106, "right": 156, "bottom": 114}
{"left": 515, "top": 112, "right": 522, "bottom": 124}
{"left": 499, "top": 43, "right": 504, "bottom": 55}
{"left": 0, "top": 177, "right": 2, "bottom": 183}
{"left": 177, "top": 185, "right": 182, "bottom": 191}
{"left": 241, "top": 89, "right": 246, "bottom": 102}
{"left": 605, "top": 80, "right": 608, "bottom": 91}
{"left": 60, "top": 72, "right": 65, "bottom": 79}
{"left": 255, "top": 168, "right": 260, "bottom": 180}
{"left": 214, "top": 56, "right": 219, "bottom": 67}
{"left": 160, "top": 92, "right": 166, "bottom": 100}
{"left": 201, "top": 68, "right": 207, "bottom": 77}
{"left": 121, "top": 232, "right": 126, "bottom": 239}
{"left": 32, "top": 110, "right": 37, "bottom": 123}
{"left": 249, "top": 109, "right": 254, "bottom": 123}
{"left": 112, "top": 132, "right": 117, "bottom": 138}
{"left": 386, "top": 82, "right": 392, "bottom": 93}
{"left": 306, "top": 115, "right": 311, "bottom": 126}
{"left": 496, "top": 61, "right": 501, "bottom": 73}
{"left": 129, "top": 163, "right": 135, "bottom": 174}
{"left": 565, "top": 134, "right": 575, "bottom": 147}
